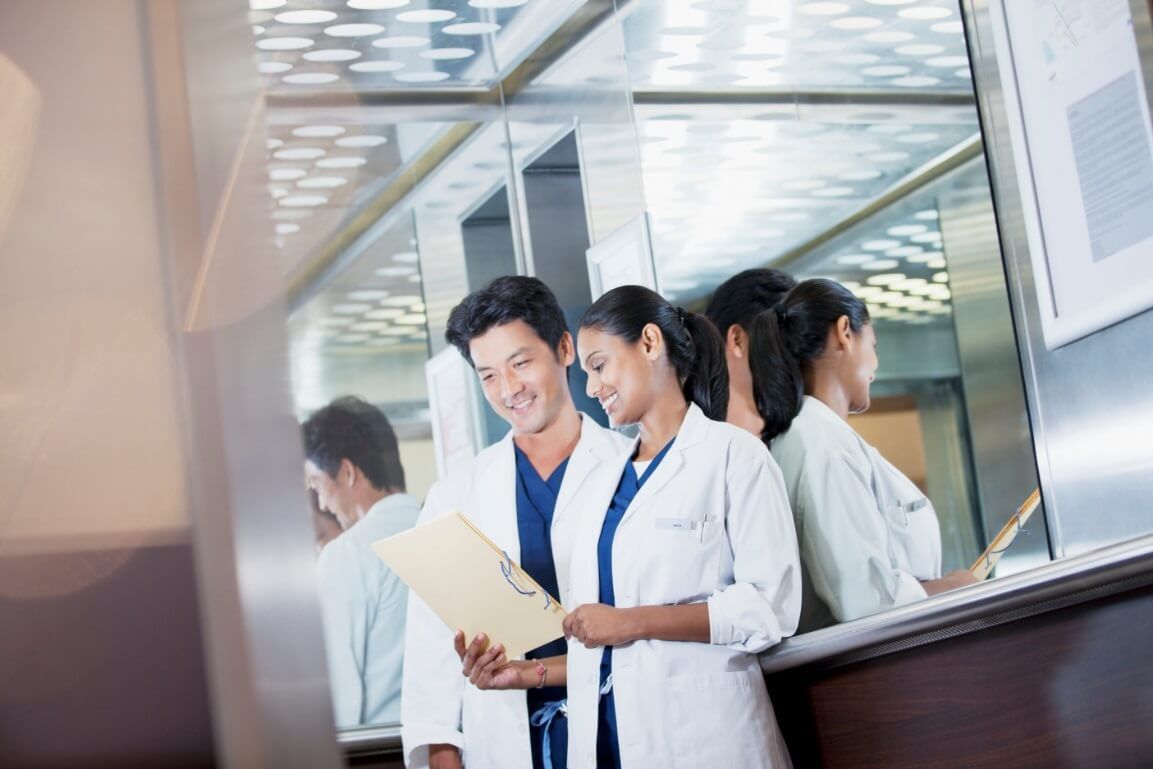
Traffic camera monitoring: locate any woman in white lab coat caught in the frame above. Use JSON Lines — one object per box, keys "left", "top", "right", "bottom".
{"left": 461, "top": 285, "right": 801, "bottom": 769}
{"left": 748, "top": 278, "right": 977, "bottom": 632}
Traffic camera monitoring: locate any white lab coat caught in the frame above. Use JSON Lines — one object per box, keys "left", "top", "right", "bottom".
{"left": 317, "top": 493, "right": 420, "bottom": 727}
{"left": 771, "top": 395, "right": 942, "bottom": 631}
{"left": 566, "top": 404, "right": 801, "bottom": 769}
{"left": 401, "top": 415, "right": 632, "bottom": 769}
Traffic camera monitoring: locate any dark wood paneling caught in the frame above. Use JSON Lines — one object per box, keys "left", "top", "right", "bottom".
{"left": 0, "top": 544, "right": 216, "bottom": 769}
{"left": 768, "top": 586, "right": 1153, "bottom": 769}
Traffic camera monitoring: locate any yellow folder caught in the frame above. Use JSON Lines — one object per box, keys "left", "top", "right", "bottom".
{"left": 372, "top": 512, "right": 567, "bottom": 659}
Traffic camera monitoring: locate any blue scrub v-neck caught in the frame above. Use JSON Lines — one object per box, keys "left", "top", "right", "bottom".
{"left": 594, "top": 437, "right": 676, "bottom": 769}
{"left": 514, "top": 445, "right": 569, "bottom": 769}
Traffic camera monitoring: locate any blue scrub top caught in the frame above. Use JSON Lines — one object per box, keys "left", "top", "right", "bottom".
{"left": 595, "top": 438, "right": 676, "bottom": 769}
{"left": 514, "top": 446, "right": 569, "bottom": 769}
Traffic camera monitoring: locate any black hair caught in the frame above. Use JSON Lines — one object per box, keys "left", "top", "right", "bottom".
{"left": 748, "top": 278, "right": 871, "bottom": 445}
{"left": 704, "top": 268, "right": 798, "bottom": 337}
{"left": 445, "top": 275, "right": 569, "bottom": 367}
{"left": 579, "top": 285, "right": 729, "bottom": 421}
{"left": 302, "top": 396, "right": 406, "bottom": 492}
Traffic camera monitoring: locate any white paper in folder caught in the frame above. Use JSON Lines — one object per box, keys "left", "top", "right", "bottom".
{"left": 372, "top": 512, "right": 566, "bottom": 659}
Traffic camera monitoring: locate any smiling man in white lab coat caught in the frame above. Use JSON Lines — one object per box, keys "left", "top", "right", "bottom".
{"left": 402, "top": 276, "right": 631, "bottom": 769}
{"left": 303, "top": 396, "right": 420, "bottom": 728}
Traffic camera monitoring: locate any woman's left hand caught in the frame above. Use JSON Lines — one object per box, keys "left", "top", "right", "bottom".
{"left": 563, "top": 604, "right": 637, "bottom": 647}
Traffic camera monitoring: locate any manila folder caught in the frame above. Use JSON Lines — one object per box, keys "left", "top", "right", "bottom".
{"left": 372, "top": 512, "right": 566, "bottom": 659}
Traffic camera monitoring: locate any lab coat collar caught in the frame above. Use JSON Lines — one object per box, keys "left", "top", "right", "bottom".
{"left": 617, "top": 402, "right": 710, "bottom": 525}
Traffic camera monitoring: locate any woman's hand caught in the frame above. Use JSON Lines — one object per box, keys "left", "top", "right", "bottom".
{"left": 921, "top": 569, "right": 981, "bottom": 596}
{"left": 563, "top": 604, "right": 638, "bottom": 647}
{"left": 453, "top": 631, "right": 531, "bottom": 690}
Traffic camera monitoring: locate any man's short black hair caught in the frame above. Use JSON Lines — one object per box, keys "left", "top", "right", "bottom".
{"left": 705, "top": 268, "right": 797, "bottom": 336}
{"left": 445, "top": 275, "right": 568, "bottom": 367}
{"left": 302, "top": 396, "right": 406, "bottom": 492}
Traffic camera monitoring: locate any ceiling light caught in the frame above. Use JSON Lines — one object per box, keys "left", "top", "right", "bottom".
{"left": 911, "top": 231, "right": 943, "bottom": 243}
{"left": 396, "top": 9, "right": 456, "bottom": 22}
{"left": 317, "top": 316, "right": 355, "bottom": 327}
{"left": 270, "top": 168, "right": 307, "bottom": 181}
{"left": 275, "top": 10, "right": 338, "bottom": 24}
{"left": 831, "top": 17, "right": 882, "bottom": 29}
{"left": 279, "top": 194, "right": 328, "bottom": 207}
{"left": 896, "top": 44, "right": 946, "bottom": 56}
{"left": 379, "top": 327, "right": 414, "bottom": 336}
{"left": 348, "top": 289, "right": 391, "bottom": 301}
{"left": 888, "top": 224, "right": 928, "bottom": 236}
{"left": 367, "top": 337, "right": 402, "bottom": 347}
{"left": 797, "top": 2, "right": 850, "bottom": 15}
{"left": 267, "top": 138, "right": 284, "bottom": 149}
{"left": 331, "top": 303, "right": 372, "bottom": 314}
{"left": 292, "top": 125, "right": 345, "bottom": 138}
{"left": 864, "top": 30, "right": 914, "bottom": 43}
{"left": 252, "top": 25, "right": 267, "bottom": 35}
{"left": 862, "top": 259, "right": 900, "bottom": 271}
{"left": 866, "top": 273, "right": 907, "bottom": 286}
{"left": 893, "top": 278, "right": 928, "bottom": 291}
{"left": 868, "top": 151, "right": 911, "bottom": 163}
{"left": 325, "top": 23, "right": 386, "bottom": 37}
{"left": 862, "top": 239, "right": 901, "bottom": 251}
{"left": 469, "top": 0, "right": 529, "bottom": 7}
{"left": 392, "top": 251, "right": 419, "bottom": 263}
{"left": 927, "top": 257, "right": 947, "bottom": 268}
{"left": 933, "top": 272, "right": 949, "bottom": 283}
{"left": 896, "top": 132, "right": 941, "bottom": 144}
{"left": 926, "top": 55, "right": 970, "bottom": 68}
{"left": 783, "top": 179, "right": 826, "bottom": 190}
{"left": 336, "top": 135, "right": 388, "bottom": 147}
{"left": 283, "top": 73, "right": 341, "bottom": 84}
{"left": 298, "top": 176, "right": 348, "bottom": 188}
{"left": 861, "top": 65, "right": 911, "bottom": 77}
{"left": 907, "top": 250, "right": 944, "bottom": 263}
{"left": 304, "top": 48, "right": 362, "bottom": 62}
{"left": 335, "top": 333, "right": 371, "bottom": 344}
{"left": 350, "top": 60, "right": 407, "bottom": 72}
{"left": 394, "top": 71, "right": 451, "bottom": 83}
{"left": 899, "top": 6, "right": 953, "bottom": 19}
{"left": 811, "top": 186, "right": 855, "bottom": 197}
{"left": 371, "top": 36, "right": 429, "bottom": 48}
{"left": 256, "top": 36, "right": 314, "bottom": 50}
{"left": 250, "top": 0, "right": 286, "bottom": 9}
{"left": 840, "top": 169, "right": 883, "bottom": 181}
{"left": 834, "top": 53, "right": 881, "bottom": 65}
{"left": 274, "top": 147, "right": 326, "bottom": 160}
{"left": 932, "top": 20, "right": 965, "bottom": 34}
{"left": 378, "top": 295, "right": 421, "bottom": 306}
{"left": 394, "top": 314, "right": 428, "bottom": 325}
{"left": 837, "top": 254, "right": 874, "bottom": 265}
{"left": 915, "top": 209, "right": 940, "bottom": 220}
{"left": 350, "top": 321, "right": 388, "bottom": 331}
{"left": 348, "top": 0, "right": 410, "bottom": 8}
{"left": 376, "top": 266, "right": 417, "bottom": 277}
{"left": 365, "top": 308, "right": 404, "bottom": 320}
{"left": 887, "top": 245, "right": 925, "bottom": 257}
{"left": 258, "top": 61, "right": 293, "bottom": 74}
{"left": 275, "top": 222, "right": 300, "bottom": 234}
{"left": 892, "top": 76, "right": 942, "bottom": 87}
{"left": 443, "top": 22, "right": 501, "bottom": 35}
{"left": 316, "top": 156, "right": 368, "bottom": 168}
{"left": 865, "top": 0, "right": 916, "bottom": 4}
{"left": 420, "top": 47, "right": 476, "bottom": 60}
{"left": 854, "top": 285, "right": 884, "bottom": 296}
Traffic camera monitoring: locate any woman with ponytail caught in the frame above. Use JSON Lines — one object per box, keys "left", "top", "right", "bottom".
{"left": 459, "top": 286, "right": 800, "bottom": 768}
{"left": 749, "top": 278, "right": 977, "bottom": 632}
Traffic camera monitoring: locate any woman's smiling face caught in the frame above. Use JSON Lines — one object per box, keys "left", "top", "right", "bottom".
{"left": 578, "top": 324, "right": 660, "bottom": 427}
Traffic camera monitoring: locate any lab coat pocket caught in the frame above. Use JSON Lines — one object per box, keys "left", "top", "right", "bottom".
{"left": 665, "top": 670, "right": 787, "bottom": 769}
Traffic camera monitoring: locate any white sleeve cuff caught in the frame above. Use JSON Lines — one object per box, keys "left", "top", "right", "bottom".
{"left": 402, "top": 724, "right": 465, "bottom": 769}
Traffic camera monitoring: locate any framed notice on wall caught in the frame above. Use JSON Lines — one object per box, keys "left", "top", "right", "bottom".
{"left": 425, "top": 346, "right": 484, "bottom": 479}
{"left": 989, "top": 0, "right": 1153, "bottom": 349}
{"left": 585, "top": 212, "right": 658, "bottom": 300}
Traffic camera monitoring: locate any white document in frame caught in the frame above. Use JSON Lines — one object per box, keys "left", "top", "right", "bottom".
{"left": 372, "top": 512, "right": 567, "bottom": 659}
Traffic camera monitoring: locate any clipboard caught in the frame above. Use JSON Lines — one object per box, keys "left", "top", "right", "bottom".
{"left": 372, "top": 512, "right": 566, "bottom": 659}
{"left": 970, "top": 489, "right": 1042, "bottom": 580}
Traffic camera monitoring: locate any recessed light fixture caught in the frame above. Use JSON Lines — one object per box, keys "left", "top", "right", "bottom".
{"left": 866, "top": 273, "right": 908, "bottom": 286}
{"left": 896, "top": 131, "right": 941, "bottom": 144}
{"left": 275, "top": 10, "right": 338, "bottom": 24}
{"left": 256, "top": 36, "right": 315, "bottom": 50}
{"left": 931, "top": 20, "right": 965, "bottom": 34}
{"left": 336, "top": 135, "right": 388, "bottom": 147}
{"left": 831, "top": 16, "right": 882, "bottom": 30}
{"left": 275, "top": 222, "right": 300, "bottom": 234}
{"left": 392, "top": 251, "right": 419, "bottom": 263}
{"left": 861, "top": 65, "right": 911, "bottom": 77}
{"left": 443, "top": 22, "right": 501, "bottom": 35}
{"left": 376, "top": 266, "right": 417, "bottom": 277}
{"left": 911, "top": 231, "right": 943, "bottom": 244}
{"left": 840, "top": 169, "right": 883, "bottom": 181}
{"left": 325, "top": 23, "right": 386, "bottom": 37}
{"left": 267, "top": 138, "right": 284, "bottom": 149}
{"left": 895, "top": 44, "right": 946, "bottom": 56}
{"left": 396, "top": 9, "right": 456, "bottom": 23}
{"left": 365, "top": 308, "right": 404, "bottom": 320}
{"left": 298, "top": 176, "right": 348, "bottom": 189}
{"left": 252, "top": 25, "right": 267, "bottom": 35}
{"left": 378, "top": 295, "right": 422, "bottom": 306}
{"left": 280, "top": 194, "right": 328, "bottom": 207}
{"left": 892, "top": 76, "right": 942, "bottom": 88}
{"left": 350, "top": 61, "right": 407, "bottom": 72}
{"left": 335, "top": 333, "right": 371, "bottom": 344}
{"left": 864, "top": 30, "right": 914, "bottom": 43}
{"left": 274, "top": 147, "right": 326, "bottom": 160}
{"left": 899, "top": 6, "right": 953, "bottom": 20}
{"left": 926, "top": 56, "right": 970, "bottom": 68}
{"left": 862, "top": 259, "right": 901, "bottom": 271}
{"left": 837, "top": 254, "right": 875, "bottom": 265}
{"left": 915, "top": 209, "right": 939, "bottom": 220}
{"left": 270, "top": 168, "right": 308, "bottom": 181}
{"left": 292, "top": 125, "right": 346, "bottom": 138}
{"left": 283, "top": 72, "right": 341, "bottom": 84}
{"left": 420, "top": 47, "right": 475, "bottom": 60}
{"left": 371, "top": 35, "right": 429, "bottom": 48}
{"left": 304, "top": 48, "right": 362, "bottom": 62}
{"left": 888, "top": 224, "right": 928, "bottom": 236}
{"left": 469, "top": 0, "right": 528, "bottom": 7}
{"left": 317, "top": 316, "right": 356, "bottom": 327}
{"left": 316, "top": 156, "right": 368, "bottom": 168}
{"left": 862, "top": 239, "right": 902, "bottom": 251}
{"left": 348, "top": 0, "right": 410, "bottom": 8}
{"left": 932, "top": 272, "right": 950, "bottom": 283}
{"left": 868, "top": 151, "right": 911, "bottom": 163}
{"left": 258, "top": 61, "right": 293, "bottom": 74}
{"left": 394, "top": 314, "right": 428, "bottom": 325}
{"left": 797, "top": 2, "right": 850, "bottom": 15}
{"left": 812, "top": 186, "right": 855, "bottom": 197}
{"left": 250, "top": 0, "right": 286, "bottom": 9}
{"left": 350, "top": 321, "right": 388, "bottom": 332}
{"left": 394, "top": 71, "right": 451, "bottom": 83}
{"left": 331, "top": 303, "right": 373, "bottom": 314}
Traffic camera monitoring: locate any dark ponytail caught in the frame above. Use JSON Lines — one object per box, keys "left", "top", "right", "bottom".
{"left": 748, "top": 279, "right": 870, "bottom": 444}
{"left": 580, "top": 286, "right": 729, "bottom": 421}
